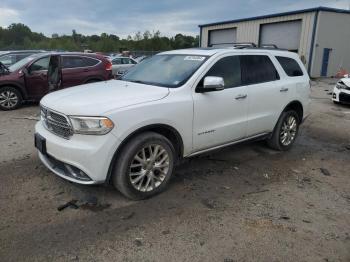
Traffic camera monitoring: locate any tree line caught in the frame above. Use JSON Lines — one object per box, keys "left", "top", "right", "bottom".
{"left": 0, "top": 23, "right": 199, "bottom": 53}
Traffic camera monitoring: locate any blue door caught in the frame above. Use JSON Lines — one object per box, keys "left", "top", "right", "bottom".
{"left": 321, "top": 48, "right": 332, "bottom": 77}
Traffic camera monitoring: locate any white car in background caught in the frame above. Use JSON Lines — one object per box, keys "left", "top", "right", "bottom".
{"left": 35, "top": 47, "right": 310, "bottom": 200}
{"left": 333, "top": 76, "right": 350, "bottom": 105}
{"left": 111, "top": 56, "right": 138, "bottom": 76}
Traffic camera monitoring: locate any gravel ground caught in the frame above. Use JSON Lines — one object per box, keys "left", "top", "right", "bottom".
{"left": 0, "top": 79, "right": 349, "bottom": 262}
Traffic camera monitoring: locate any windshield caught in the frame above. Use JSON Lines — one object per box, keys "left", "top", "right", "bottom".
{"left": 8, "top": 54, "right": 41, "bottom": 72}
{"left": 121, "top": 54, "right": 208, "bottom": 88}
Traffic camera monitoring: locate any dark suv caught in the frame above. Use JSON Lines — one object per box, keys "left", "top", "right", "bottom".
{"left": 0, "top": 52, "right": 113, "bottom": 110}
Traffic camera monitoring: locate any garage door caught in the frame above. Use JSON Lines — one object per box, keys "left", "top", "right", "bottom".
{"left": 259, "top": 20, "right": 302, "bottom": 52}
{"left": 209, "top": 28, "right": 237, "bottom": 47}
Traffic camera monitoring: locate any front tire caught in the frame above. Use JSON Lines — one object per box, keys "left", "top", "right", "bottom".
{"left": 0, "top": 86, "right": 22, "bottom": 110}
{"left": 267, "top": 110, "right": 300, "bottom": 151}
{"left": 112, "top": 132, "right": 176, "bottom": 200}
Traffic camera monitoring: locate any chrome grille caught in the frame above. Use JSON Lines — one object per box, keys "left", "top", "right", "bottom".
{"left": 41, "top": 106, "right": 73, "bottom": 139}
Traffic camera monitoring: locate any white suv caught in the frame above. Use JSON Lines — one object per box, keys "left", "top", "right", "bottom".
{"left": 35, "top": 47, "right": 310, "bottom": 200}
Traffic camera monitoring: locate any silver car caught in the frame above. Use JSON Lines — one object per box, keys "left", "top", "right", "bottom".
{"left": 111, "top": 57, "right": 138, "bottom": 76}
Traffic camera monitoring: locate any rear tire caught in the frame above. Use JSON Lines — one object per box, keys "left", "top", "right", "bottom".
{"left": 0, "top": 86, "right": 22, "bottom": 111}
{"left": 112, "top": 132, "right": 176, "bottom": 200}
{"left": 267, "top": 110, "right": 300, "bottom": 151}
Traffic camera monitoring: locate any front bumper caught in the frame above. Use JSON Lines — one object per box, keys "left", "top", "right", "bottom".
{"left": 35, "top": 121, "right": 121, "bottom": 184}
{"left": 333, "top": 87, "right": 350, "bottom": 104}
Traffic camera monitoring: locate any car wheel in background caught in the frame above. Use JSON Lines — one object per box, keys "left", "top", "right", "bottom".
{"left": 112, "top": 132, "right": 175, "bottom": 200}
{"left": 0, "top": 86, "right": 22, "bottom": 111}
{"left": 267, "top": 110, "right": 300, "bottom": 151}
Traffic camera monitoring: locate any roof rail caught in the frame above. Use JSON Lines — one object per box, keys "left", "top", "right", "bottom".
{"left": 259, "top": 44, "right": 278, "bottom": 49}
{"left": 208, "top": 43, "right": 288, "bottom": 51}
{"left": 232, "top": 42, "right": 257, "bottom": 48}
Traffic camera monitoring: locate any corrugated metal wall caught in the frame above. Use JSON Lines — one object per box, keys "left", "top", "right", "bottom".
{"left": 200, "top": 12, "right": 316, "bottom": 69}
{"left": 311, "top": 11, "right": 350, "bottom": 77}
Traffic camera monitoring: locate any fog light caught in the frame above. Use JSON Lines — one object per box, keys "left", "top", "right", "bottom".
{"left": 64, "top": 164, "right": 91, "bottom": 181}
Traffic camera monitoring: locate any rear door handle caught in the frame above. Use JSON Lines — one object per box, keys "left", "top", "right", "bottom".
{"left": 235, "top": 94, "right": 247, "bottom": 100}
{"left": 280, "top": 87, "right": 289, "bottom": 92}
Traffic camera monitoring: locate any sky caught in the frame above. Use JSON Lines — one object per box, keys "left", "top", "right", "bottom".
{"left": 0, "top": 0, "right": 349, "bottom": 38}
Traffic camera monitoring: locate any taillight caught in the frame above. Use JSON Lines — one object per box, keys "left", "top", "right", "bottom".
{"left": 105, "top": 61, "right": 112, "bottom": 71}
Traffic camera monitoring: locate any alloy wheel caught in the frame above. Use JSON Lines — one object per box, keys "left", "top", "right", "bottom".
{"left": 0, "top": 90, "right": 19, "bottom": 109}
{"left": 280, "top": 115, "right": 298, "bottom": 146}
{"left": 129, "top": 144, "right": 170, "bottom": 192}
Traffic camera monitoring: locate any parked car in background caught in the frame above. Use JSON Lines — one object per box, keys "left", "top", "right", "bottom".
{"left": 134, "top": 56, "right": 148, "bottom": 63}
{"left": 0, "top": 52, "right": 112, "bottom": 110}
{"left": 0, "top": 50, "right": 46, "bottom": 67}
{"left": 35, "top": 47, "right": 310, "bottom": 200}
{"left": 111, "top": 56, "right": 138, "bottom": 76}
{"left": 333, "top": 76, "right": 350, "bottom": 105}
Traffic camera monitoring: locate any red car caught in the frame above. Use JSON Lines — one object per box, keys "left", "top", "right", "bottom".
{"left": 0, "top": 52, "right": 113, "bottom": 110}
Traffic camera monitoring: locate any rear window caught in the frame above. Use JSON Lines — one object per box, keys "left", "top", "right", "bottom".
{"left": 276, "top": 56, "right": 304, "bottom": 77}
{"left": 241, "top": 55, "right": 280, "bottom": 85}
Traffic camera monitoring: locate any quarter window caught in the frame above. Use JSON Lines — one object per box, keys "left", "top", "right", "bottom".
{"left": 276, "top": 56, "right": 304, "bottom": 77}
{"left": 240, "top": 55, "right": 279, "bottom": 85}
{"left": 83, "top": 57, "right": 99, "bottom": 67}
{"left": 203, "top": 56, "right": 242, "bottom": 88}
{"left": 29, "top": 57, "right": 50, "bottom": 72}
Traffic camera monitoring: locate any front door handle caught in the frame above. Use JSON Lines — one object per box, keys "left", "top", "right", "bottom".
{"left": 280, "top": 87, "right": 289, "bottom": 92}
{"left": 235, "top": 94, "right": 247, "bottom": 100}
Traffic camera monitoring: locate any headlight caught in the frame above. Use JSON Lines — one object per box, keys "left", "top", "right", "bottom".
{"left": 69, "top": 116, "right": 114, "bottom": 135}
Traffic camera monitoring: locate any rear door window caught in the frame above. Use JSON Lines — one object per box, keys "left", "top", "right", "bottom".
{"left": 122, "top": 58, "right": 132, "bottom": 64}
{"left": 240, "top": 55, "right": 280, "bottom": 85}
{"left": 276, "top": 56, "right": 304, "bottom": 77}
{"left": 62, "top": 56, "right": 84, "bottom": 69}
{"left": 203, "top": 55, "right": 242, "bottom": 88}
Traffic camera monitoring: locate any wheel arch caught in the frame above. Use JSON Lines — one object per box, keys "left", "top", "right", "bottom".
{"left": 0, "top": 83, "right": 27, "bottom": 100}
{"left": 282, "top": 100, "right": 303, "bottom": 123}
{"left": 105, "top": 124, "right": 184, "bottom": 184}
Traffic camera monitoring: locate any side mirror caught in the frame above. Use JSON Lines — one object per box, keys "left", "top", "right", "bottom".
{"left": 197, "top": 76, "right": 225, "bottom": 93}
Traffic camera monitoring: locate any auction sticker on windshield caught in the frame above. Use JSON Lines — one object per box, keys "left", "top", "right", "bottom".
{"left": 184, "top": 56, "right": 206, "bottom": 61}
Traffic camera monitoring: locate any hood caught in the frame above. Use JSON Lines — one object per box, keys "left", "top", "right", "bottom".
{"left": 340, "top": 77, "right": 350, "bottom": 87}
{"left": 40, "top": 80, "right": 170, "bottom": 116}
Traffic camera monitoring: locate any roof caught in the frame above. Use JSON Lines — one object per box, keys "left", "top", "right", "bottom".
{"left": 161, "top": 48, "right": 221, "bottom": 56}
{"left": 30, "top": 52, "right": 108, "bottom": 59}
{"left": 199, "top": 6, "right": 350, "bottom": 28}
{"left": 160, "top": 47, "right": 297, "bottom": 57}
{"left": 0, "top": 50, "right": 45, "bottom": 55}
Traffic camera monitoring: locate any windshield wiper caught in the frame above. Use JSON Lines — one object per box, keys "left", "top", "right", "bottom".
{"left": 127, "top": 80, "right": 150, "bottom": 85}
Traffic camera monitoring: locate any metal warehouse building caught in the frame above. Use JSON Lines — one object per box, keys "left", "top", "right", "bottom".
{"left": 199, "top": 7, "right": 350, "bottom": 78}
